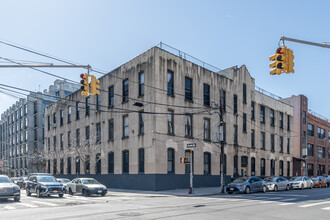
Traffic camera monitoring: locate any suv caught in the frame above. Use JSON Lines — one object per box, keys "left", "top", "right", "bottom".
{"left": 26, "top": 175, "right": 64, "bottom": 198}
{"left": 0, "top": 175, "right": 20, "bottom": 201}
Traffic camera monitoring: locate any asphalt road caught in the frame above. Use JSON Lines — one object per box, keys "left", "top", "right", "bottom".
{"left": 1, "top": 187, "right": 330, "bottom": 220}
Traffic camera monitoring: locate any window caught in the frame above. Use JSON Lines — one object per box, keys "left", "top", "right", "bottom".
{"left": 260, "top": 105, "right": 265, "bottom": 123}
{"left": 303, "top": 111, "right": 306, "bottom": 124}
{"left": 234, "top": 125, "right": 238, "bottom": 145}
{"left": 185, "top": 150, "right": 194, "bottom": 174}
{"left": 243, "top": 83, "right": 247, "bottom": 104}
{"left": 270, "top": 109, "right": 275, "bottom": 126}
{"left": 108, "top": 86, "right": 114, "bottom": 107}
{"left": 47, "top": 116, "right": 50, "bottom": 130}
{"left": 96, "top": 153, "right": 101, "bottom": 174}
{"left": 76, "top": 129, "right": 80, "bottom": 147}
{"left": 85, "top": 155, "right": 90, "bottom": 174}
{"left": 123, "top": 115, "right": 129, "bottom": 138}
{"left": 308, "top": 124, "right": 314, "bottom": 136}
{"left": 318, "top": 127, "right": 325, "bottom": 139}
{"left": 96, "top": 94, "right": 101, "bottom": 111}
{"left": 251, "top": 130, "right": 255, "bottom": 148}
{"left": 303, "top": 131, "right": 307, "bottom": 146}
{"left": 251, "top": 101, "right": 255, "bottom": 120}
{"left": 279, "top": 112, "right": 283, "bottom": 129}
{"left": 85, "top": 97, "right": 90, "bottom": 116}
{"left": 233, "top": 95, "right": 237, "bottom": 115}
{"left": 287, "top": 161, "right": 290, "bottom": 176}
{"left": 167, "top": 70, "right": 174, "bottom": 96}
{"left": 279, "top": 160, "right": 283, "bottom": 176}
{"left": 108, "top": 119, "right": 114, "bottom": 141}
{"left": 167, "top": 148, "right": 175, "bottom": 173}
{"left": 185, "top": 77, "right": 193, "bottom": 101}
{"left": 60, "top": 134, "right": 64, "bottom": 150}
{"left": 243, "top": 113, "right": 247, "bottom": 133}
{"left": 261, "top": 132, "right": 265, "bottom": 150}
{"left": 122, "top": 79, "right": 129, "bottom": 103}
{"left": 139, "top": 111, "right": 144, "bottom": 135}
{"left": 287, "top": 138, "right": 290, "bottom": 153}
{"left": 203, "top": 152, "right": 211, "bottom": 175}
{"left": 185, "top": 114, "right": 193, "bottom": 138}
{"left": 233, "top": 155, "right": 238, "bottom": 176}
{"left": 260, "top": 158, "right": 266, "bottom": 176}
{"left": 76, "top": 102, "right": 80, "bottom": 120}
{"left": 123, "top": 150, "right": 129, "bottom": 173}
{"left": 307, "top": 164, "right": 313, "bottom": 176}
{"left": 307, "top": 144, "right": 314, "bottom": 156}
{"left": 270, "top": 159, "right": 275, "bottom": 176}
{"left": 328, "top": 131, "right": 330, "bottom": 142}
{"left": 139, "top": 72, "right": 144, "bottom": 96}
{"left": 167, "top": 110, "right": 174, "bottom": 135}
{"left": 96, "top": 123, "right": 101, "bottom": 144}
{"left": 108, "top": 152, "right": 114, "bottom": 174}
{"left": 68, "top": 106, "right": 71, "bottom": 123}
{"left": 241, "top": 156, "right": 248, "bottom": 167}
{"left": 53, "top": 159, "right": 57, "bottom": 174}
{"left": 317, "top": 146, "right": 325, "bottom": 158}
{"left": 204, "top": 118, "right": 210, "bottom": 141}
{"left": 317, "top": 164, "right": 325, "bottom": 176}
{"left": 220, "top": 90, "right": 226, "bottom": 112}
{"left": 60, "top": 110, "right": 63, "bottom": 126}
{"left": 251, "top": 157, "right": 255, "bottom": 176}
{"left": 85, "top": 126, "right": 90, "bottom": 142}
{"left": 67, "top": 157, "right": 71, "bottom": 174}
{"left": 287, "top": 115, "right": 290, "bottom": 131}
{"left": 138, "top": 148, "right": 144, "bottom": 173}
{"left": 203, "top": 84, "right": 210, "bottom": 106}
{"left": 280, "top": 136, "right": 283, "bottom": 153}
{"left": 76, "top": 157, "right": 80, "bottom": 174}
{"left": 53, "top": 113, "right": 56, "bottom": 125}
{"left": 271, "top": 134, "right": 275, "bottom": 152}
{"left": 53, "top": 136, "right": 57, "bottom": 151}
{"left": 60, "top": 158, "right": 64, "bottom": 174}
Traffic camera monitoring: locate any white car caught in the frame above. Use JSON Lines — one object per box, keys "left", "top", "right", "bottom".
{"left": 290, "top": 176, "right": 313, "bottom": 189}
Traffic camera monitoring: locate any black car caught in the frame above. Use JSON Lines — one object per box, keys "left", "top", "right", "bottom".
{"left": 16, "top": 177, "right": 28, "bottom": 189}
{"left": 26, "top": 175, "right": 64, "bottom": 198}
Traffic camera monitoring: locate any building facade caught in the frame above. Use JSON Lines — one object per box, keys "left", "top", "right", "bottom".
{"left": 0, "top": 80, "right": 80, "bottom": 177}
{"left": 285, "top": 95, "right": 330, "bottom": 176}
{"left": 44, "top": 46, "right": 294, "bottom": 190}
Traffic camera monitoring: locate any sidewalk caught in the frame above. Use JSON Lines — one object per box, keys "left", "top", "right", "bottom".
{"left": 107, "top": 187, "right": 222, "bottom": 197}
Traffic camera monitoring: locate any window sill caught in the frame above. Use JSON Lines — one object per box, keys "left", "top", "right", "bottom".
{"left": 138, "top": 95, "right": 144, "bottom": 98}
{"left": 108, "top": 105, "right": 114, "bottom": 109}
{"left": 261, "top": 148, "right": 265, "bottom": 151}
{"left": 122, "top": 100, "right": 129, "bottom": 104}
{"left": 167, "top": 94, "right": 175, "bottom": 98}
{"left": 108, "top": 139, "right": 114, "bottom": 142}
{"left": 204, "top": 139, "right": 211, "bottom": 142}
{"left": 184, "top": 99, "right": 194, "bottom": 103}
{"left": 138, "top": 133, "right": 144, "bottom": 136}
{"left": 184, "top": 136, "right": 194, "bottom": 139}
{"left": 167, "top": 133, "right": 175, "bottom": 136}
{"left": 122, "top": 136, "right": 129, "bottom": 140}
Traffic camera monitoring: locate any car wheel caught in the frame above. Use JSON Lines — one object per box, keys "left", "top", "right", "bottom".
{"left": 310, "top": 184, "right": 313, "bottom": 189}
{"left": 301, "top": 184, "right": 304, "bottom": 190}
{"left": 286, "top": 185, "right": 290, "bottom": 191}
{"left": 228, "top": 192, "right": 233, "bottom": 194}
{"left": 37, "top": 188, "right": 41, "bottom": 198}
{"left": 26, "top": 189, "right": 31, "bottom": 196}
{"left": 14, "top": 196, "right": 20, "bottom": 202}
{"left": 101, "top": 192, "right": 106, "bottom": 197}
{"left": 59, "top": 194, "right": 64, "bottom": 198}
{"left": 274, "top": 185, "right": 278, "bottom": 192}
{"left": 262, "top": 186, "right": 267, "bottom": 193}
{"left": 245, "top": 186, "right": 251, "bottom": 194}
{"left": 82, "top": 189, "right": 88, "bottom": 197}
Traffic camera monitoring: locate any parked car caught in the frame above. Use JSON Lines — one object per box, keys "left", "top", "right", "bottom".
{"left": 26, "top": 175, "right": 64, "bottom": 198}
{"left": 289, "top": 176, "right": 313, "bottom": 189}
{"left": 57, "top": 178, "right": 71, "bottom": 193}
{"left": 311, "top": 176, "right": 327, "bottom": 188}
{"left": 226, "top": 177, "right": 267, "bottom": 194}
{"left": 67, "top": 178, "right": 107, "bottom": 196}
{"left": 0, "top": 175, "right": 20, "bottom": 201}
{"left": 16, "top": 177, "right": 28, "bottom": 189}
{"left": 326, "top": 176, "right": 330, "bottom": 187}
{"left": 264, "top": 176, "right": 290, "bottom": 191}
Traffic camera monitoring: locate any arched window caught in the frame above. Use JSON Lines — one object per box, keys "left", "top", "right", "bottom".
{"left": 279, "top": 160, "right": 284, "bottom": 176}
{"left": 75, "top": 157, "right": 80, "bottom": 174}
{"left": 260, "top": 158, "right": 265, "bottom": 176}
{"left": 122, "top": 150, "right": 129, "bottom": 174}
{"left": 270, "top": 159, "right": 275, "bottom": 176}
{"left": 251, "top": 157, "right": 255, "bottom": 176}
{"left": 204, "top": 152, "right": 211, "bottom": 174}
{"left": 167, "top": 148, "right": 175, "bottom": 173}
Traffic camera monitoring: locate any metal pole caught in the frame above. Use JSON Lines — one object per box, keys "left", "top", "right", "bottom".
{"left": 219, "top": 89, "right": 225, "bottom": 193}
{"left": 190, "top": 149, "right": 193, "bottom": 194}
{"left": 280, "top": 36, "right": 330, "bottom": 49}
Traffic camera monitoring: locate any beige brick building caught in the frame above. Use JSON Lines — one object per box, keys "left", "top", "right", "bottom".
{"left": 44, "top": 46, "right": 294, "bottom": 190}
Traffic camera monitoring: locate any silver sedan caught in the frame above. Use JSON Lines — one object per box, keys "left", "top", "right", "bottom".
{"left": 264, "top": 176, "right": 290, "bottom": 191}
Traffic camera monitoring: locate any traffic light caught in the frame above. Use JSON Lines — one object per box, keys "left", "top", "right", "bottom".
{"left": 286, "top": 48, "right": 295, "bottom": 74}
{"left": 269, "top": 47, "right": 285, "bottom": 75}
{"left": 90, "top": 75, "right": 100, "bottom": 95}
{"left": 80, "top": 73, "right": 89, "bottom": 96}
{"left": 180, "top": 157, "right": 190, "bottom": 164}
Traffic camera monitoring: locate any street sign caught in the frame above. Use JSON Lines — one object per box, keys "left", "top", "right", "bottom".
{"left": 187, "top": 143, "right": 196, "bottom": 148}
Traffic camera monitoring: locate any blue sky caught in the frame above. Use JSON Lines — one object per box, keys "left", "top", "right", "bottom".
{"left": 0, "top": 0, "right": 329, "bottom": 119}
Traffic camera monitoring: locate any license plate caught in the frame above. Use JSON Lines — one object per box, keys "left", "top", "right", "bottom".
{"left": 230, "top": 188, "right": 234, "bottom": 191}
{"left": 98, "top": 190, "right": 102, "bottom": 193}
{"left": 53, "top": 190, "right": 58, "bottom": 193}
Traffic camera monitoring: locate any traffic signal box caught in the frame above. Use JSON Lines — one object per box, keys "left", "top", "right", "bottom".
{"left": 80, "top": 73, "right": 90, "bottom": 96}
{"left": 91, "top": 75, "right": 100, "bottom": 95}
{"left": 269, "top": 46, "right": 294, "bottom": 75}
{"left": 180, "top": 157, "right": 190, "bottom": 164}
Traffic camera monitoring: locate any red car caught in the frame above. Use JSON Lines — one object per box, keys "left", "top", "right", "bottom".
{"left": 311, "top": 176, "right": 327, "bottom": 188}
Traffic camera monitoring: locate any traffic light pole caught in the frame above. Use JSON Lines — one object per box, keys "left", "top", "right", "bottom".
{"left": 190, "top": 149, "right": 193, "bottom": 194}
{"left": 280, "top": 36, "right": 330, "bottom": 49}
{"left": 219, "top": 90, "right": 225, "bottom": 193}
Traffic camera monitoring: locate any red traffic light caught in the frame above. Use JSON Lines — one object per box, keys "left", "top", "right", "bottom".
{"left": 80, "top": 73, "right": 86, "bottom": 79}
{"left": 276, "top": 47, "right": 283, "bottom": 54}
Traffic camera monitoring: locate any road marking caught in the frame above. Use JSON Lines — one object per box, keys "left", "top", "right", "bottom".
{"left": 16, "top": 203, "right": 38, "bottom": 208}
{"left": 260, "top": 201, "right": 275, "bottom": 204}
{"left": 268, "top": 193, "right": 308, "bottom": 197}
{"left": 299, "top": 201, "right": 330, "bottom": 208}
{"left": 31, "top": 201, "right": 58, "bottom": 207}
{"left": 279, "top": 203, "right": 294, "bottom": 206}
{"left": 4, "top": 205, "right": 16, "bottom": 210}
{"left": 321, "top": 206, "right": 330, "bottom": 210}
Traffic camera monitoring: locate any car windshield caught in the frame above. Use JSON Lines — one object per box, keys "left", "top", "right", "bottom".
{"left": 0, "top": 177, "right": 11, "bottom": 183}
{"left": 264, "top": 177, "right": 274, "bottom": 182}
{"left": 82, "top": 179, "right": 99, "bottom": 184}
{"left": 38, "top": 176, "right": 56, "bottom": 182}
{"left": 58, "top": 179, "right": 70, "bottom": 183}
{"left": 232, "top": 177, "right": 248, "bottom": 183}
{"left": 311, "top": 178, "right": 318, "bottom": 181}
{"left": 290, "top": 177, "right": 303, "bottom": 181}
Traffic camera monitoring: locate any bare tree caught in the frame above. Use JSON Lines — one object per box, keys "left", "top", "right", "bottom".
{"left": 0, "top": 158, "right": 9, "bottom": 175}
